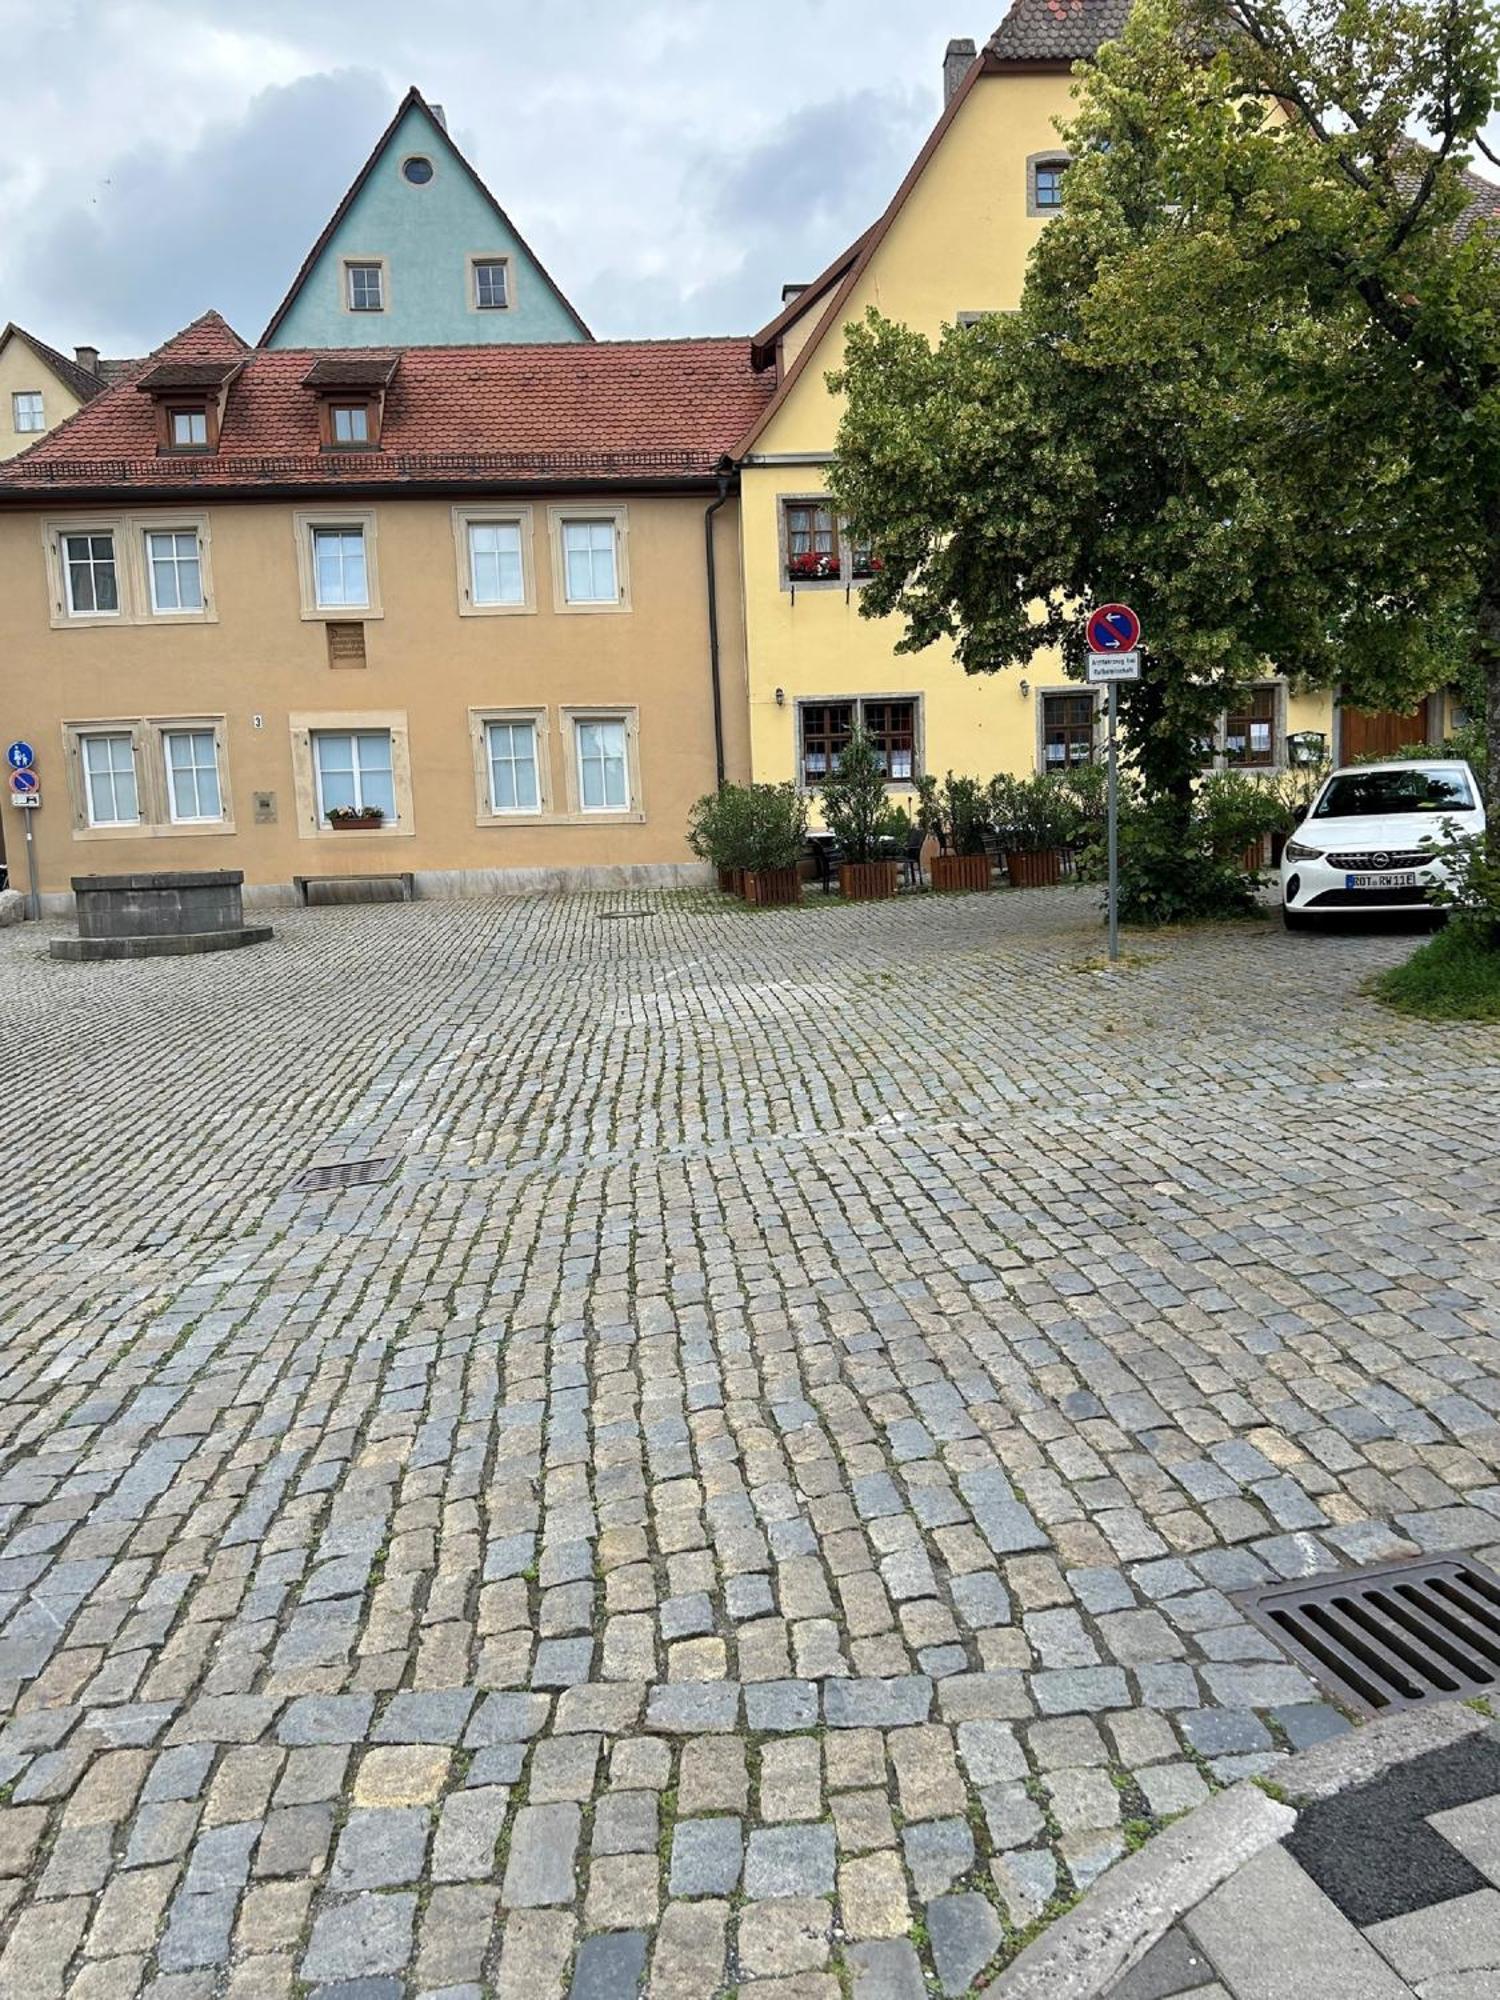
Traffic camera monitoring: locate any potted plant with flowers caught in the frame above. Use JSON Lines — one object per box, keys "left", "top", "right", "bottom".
{"left": 327, "top": 804, "right": 386, "bottom": 831}
{"left": 822, "top": 729, "right": 904, "bottom": 900}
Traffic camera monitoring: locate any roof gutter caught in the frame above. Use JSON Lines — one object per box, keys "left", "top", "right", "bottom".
{"left": 0, "top": 473, "right": 729, "bottom": 508}
{"left": 704, "top": 459, "right": 735, "bottom": 790}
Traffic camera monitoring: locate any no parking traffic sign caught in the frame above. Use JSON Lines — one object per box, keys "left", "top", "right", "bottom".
{"left": 1086, "top": 603, "right": 1141, "bottom": 653}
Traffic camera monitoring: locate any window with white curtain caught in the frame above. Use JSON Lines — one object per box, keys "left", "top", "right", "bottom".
{"left": 81, "top": 733, "right": 139, "bottom": 825}
{"left": 146, "top": 530, "right": 204, "bottom": 613}
{"left": 312, "top": 729, "right": 396, "bottom": 819}
{"left": 574, "top": 717, "right": 629, "bottom": 812}
{"left": 485, "top": 719, "right": 540, "bottom": 812}
{"left": 561, "top": 519, "right": 618, "bottom": 603}
{"left": 163, "top": 729, "right": 222, "bottom": 822}
{"left": 468, "top": 520, "right": 524, "bottom": 606}
{"left": 311, "top": 526, "right": 369, "bottom": 608}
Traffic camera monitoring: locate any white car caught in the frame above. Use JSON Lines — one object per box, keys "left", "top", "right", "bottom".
{"left": 1280, "top": 759, "right": 1484, "bottom": 930}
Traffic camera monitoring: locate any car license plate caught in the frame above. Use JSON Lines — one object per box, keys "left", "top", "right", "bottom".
{"left": 1346, "top": 871, "right": 1420, "bottom": 890}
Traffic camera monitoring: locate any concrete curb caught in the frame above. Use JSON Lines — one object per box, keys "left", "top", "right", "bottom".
{"left": 988, "top": 1703, "right": 1494, "bottom": 2000}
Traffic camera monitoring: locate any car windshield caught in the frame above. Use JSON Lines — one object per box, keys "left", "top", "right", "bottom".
{"left": 1313, "top": 769, "right": 1475, "bottom": 818}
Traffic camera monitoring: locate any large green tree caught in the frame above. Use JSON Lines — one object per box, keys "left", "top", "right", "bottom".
{"left": 829, "top": 0, "right": 1500, "bottom": 823}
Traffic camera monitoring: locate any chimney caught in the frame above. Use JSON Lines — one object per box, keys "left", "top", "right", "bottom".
{"left": 428, "top": 103, "right": 448, "bottom": 131}
{"left": 944, "top": 38, "right": 976, "bottom": 105}
{"left": 74, "top": 344, "right": 100, "bottom": 375}
{"left": 781, "top": 283, "right": 807, "bottom": 305}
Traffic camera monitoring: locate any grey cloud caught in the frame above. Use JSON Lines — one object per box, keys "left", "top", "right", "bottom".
{"left": 12, "top": 68, "right": 392, "bottom": 353}
{"left": 579, "top": 85, "right": 933, "bottom": 338}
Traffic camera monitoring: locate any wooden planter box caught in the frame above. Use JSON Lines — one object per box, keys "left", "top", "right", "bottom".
{"left": 1005, "top": 848, "right": 1063, "bottom": 888}
{"left": 716, "top": 867, "right": 745, "bottom": 896}
{"left": 743, "top": 866, "right": 801, "bottom": 907}
{"left": 930, "top": 852, "right": 992, "bottom": 893}
{"left": 841, "top": 860, "right": 900, "bottom": 901}
{"left": 328, "top": 813, "right": 385, "bottom": 832}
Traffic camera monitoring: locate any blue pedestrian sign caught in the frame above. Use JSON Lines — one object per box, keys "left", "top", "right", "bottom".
{"left": 9, "top": 769, "right": 38, "bottom": 794}
{"left": 5, "top": 741, "right": 35, "bottom": 771}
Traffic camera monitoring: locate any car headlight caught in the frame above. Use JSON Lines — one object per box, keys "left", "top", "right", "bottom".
{"left": 1284, "top": 839, "right": 1322, "bottom": 862}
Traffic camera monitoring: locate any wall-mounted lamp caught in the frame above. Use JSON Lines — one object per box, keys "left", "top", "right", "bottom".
{"left": 1018, "top": 679, "right": 1030, "bottom": 698}
{"left": 774, "top": 687, "right": 786, "bottom": 707}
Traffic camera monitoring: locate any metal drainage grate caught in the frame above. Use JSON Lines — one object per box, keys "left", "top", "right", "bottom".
{"left": 597, "top": 909, "right": 655, "bottom": 922}
{"left": 1236, "top": 1555, "right": 1500, "bottom": 1715}
{"left": 290, "top": 1156, "right": 399, "bottom": 1194}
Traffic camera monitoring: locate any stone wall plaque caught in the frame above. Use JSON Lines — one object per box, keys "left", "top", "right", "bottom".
{"left": 327, "top": 621, "right": 367, "bottom": 668}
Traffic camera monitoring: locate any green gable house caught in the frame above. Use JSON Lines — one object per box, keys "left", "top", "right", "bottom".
{"left": 260, "top": 87, "right": 590, "bottom": 349}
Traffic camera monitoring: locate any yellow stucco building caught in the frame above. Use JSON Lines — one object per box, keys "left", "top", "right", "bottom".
{"left": 730, "top": 6, "right": 1434, "bottom": 802}
{"left": 0, "top": 325, "right": 125, "bottom": 459}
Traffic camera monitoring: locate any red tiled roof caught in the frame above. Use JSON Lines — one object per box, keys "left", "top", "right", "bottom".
{"left": 0, "top": 316, "right": 772, "bottom": 496}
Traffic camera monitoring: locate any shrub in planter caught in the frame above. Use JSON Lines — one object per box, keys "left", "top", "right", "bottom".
{"left": 327, "top": 805, "right": 386, "bottom": 830}
{"left": 1197, "top": 771, "right": 1288, "bottom": 877}
{"left": 918, "top": 773, "right": 993, "bottom": 891}
{"left": 822, "top": 730, "right": 904, "bottom": 899}
{"left": 989, "top": 774, "right": 1073, "bottom": 887}
{"left": 741, "top": 784, "right": 808, "bottom": 906}
{"left": 688, "top": 785, "right": 757, "bottom": 894}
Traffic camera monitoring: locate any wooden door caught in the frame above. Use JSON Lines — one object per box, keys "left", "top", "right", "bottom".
{"left": 1340, "top": 696, "right": 1431, "bottom": 761}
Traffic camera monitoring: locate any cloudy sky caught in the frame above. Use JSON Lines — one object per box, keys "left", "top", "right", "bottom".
{"left": 3, "top": 1, "right": 1496, "bottom": 361}
{"left": 0, "top": 0, "right": 975, "bottom": 357}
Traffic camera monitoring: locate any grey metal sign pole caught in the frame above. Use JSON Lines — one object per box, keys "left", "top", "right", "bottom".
{"left": 1106, "top": 680, "right": 1119, "bottom": 963}
{"left": 22, "top": 808, "right": 38, "bottom": 922}
{"left": 1085, "top": 608, "right": 1141, "bottom": 967}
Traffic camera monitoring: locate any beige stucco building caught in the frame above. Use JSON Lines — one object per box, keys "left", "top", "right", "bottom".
{"left": 0, "top": 315, "right": 762, "bottom": 907}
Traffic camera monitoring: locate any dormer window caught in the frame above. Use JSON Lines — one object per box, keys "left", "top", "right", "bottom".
{"left": 302, "top": 352, "right": 399, "bottom": 452}
{"left": 331, "top": 403, "right": 371, "bottom": 445}
{"left": 170, "top": 408, "right": 209, "bottom": 449}
{"left": 136, "top": 356, "right": 242, "bottom": 456}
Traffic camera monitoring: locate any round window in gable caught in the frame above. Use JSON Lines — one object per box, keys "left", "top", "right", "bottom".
{"left": 402, "top": 155, "right": 434, "bottom": 185}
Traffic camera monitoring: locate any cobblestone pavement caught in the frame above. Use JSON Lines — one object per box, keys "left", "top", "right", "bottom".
{"left": 0, "top": 887, "right": 1496, "bottom": 2000}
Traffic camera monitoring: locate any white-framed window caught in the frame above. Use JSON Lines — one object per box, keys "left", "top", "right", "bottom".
{"left": 169, "top": 409, "right": 208, "bottom": 448}
{"left": 485, "top": 718, "right": 541, "bottom": 813}
{"left": 62, "top": 531, "right": 119, "bottom": 617}
{"left": 311, "top": 728, "right": 397, "bottom": 821}
{"left": 162, "top": 728, "right": 222, "bottom": 822}
{"left": 80, "top": 731, "right": 139, "bottom": 826}
{"left": 12, "top": 391, "right": 44, "bottom": 433}
{"left": 562, "top": 519, "right": 618, "bottom": 603}
{"left": 331, "top": 403, "right": 370, "bottom": 444}
{"left": 575, "top": 716, "right": 630, "bottom": 812}
{"left": 468, "top": 519, "right": 524, "bottom": 606}
{"left": 472, "top": 258, "right": 510, "bottom": 310}
{"left": 311, "top": 526, "right": 369, "bottom": 609}
{"left": 146, "top": 529, "right": 204, "bottom": 614}
{"left": 346, "top": 262, "right": 385, "bottom": 312}
{"left": 452, "top": 507, "right": 533, "bottom": 616}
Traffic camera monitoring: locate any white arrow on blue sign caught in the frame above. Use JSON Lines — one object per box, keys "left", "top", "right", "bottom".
{"left": 6, "top": 742, "right": 35, "bottom": 771}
